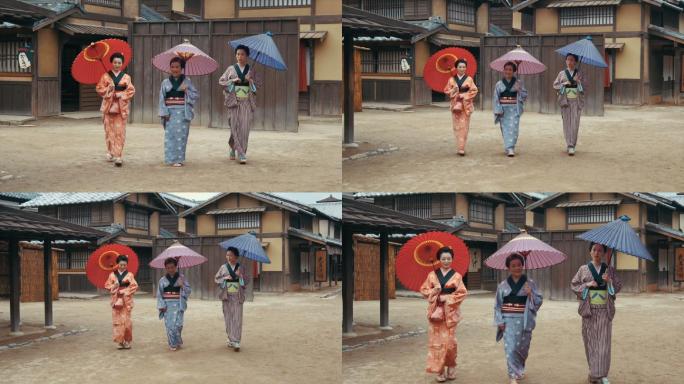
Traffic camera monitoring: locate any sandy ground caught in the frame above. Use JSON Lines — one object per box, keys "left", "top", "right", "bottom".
{"left": 343, "top": 294, "right": 684, "bottom": 384}
{"left": 342, "top": 105, "right": 684, "bottom": 191}
{"left": 0, "top": 117, "right": 341, "bottom": 191}
{"left": 0, "top": 292, "right": 341, "bottom": 384}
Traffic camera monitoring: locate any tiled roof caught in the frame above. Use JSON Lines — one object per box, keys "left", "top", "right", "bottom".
{"left": 57, "top": 22, "right": 127, "bottom": 37}
{"left": 206, "top": 207, "right": 267, "bottom": 215}
{"left": 343, "top": 196, "right": 453, "bottom": 233}
{"left": 646, "top": 222, "right": 684, "bottom": 241}
{"left": 0, "top": 192, "right": 41, "bottom": 201}
{"left": 547, "top": 0, "right": 622, "bottom": 7}
{"left": 22, "top": 192, "right": 126, "bottom": 207}
{"left": 0, "top": 205, "right": 105, "bottom": 240}
{"left": 159, "top": 193, "right": 199, "bottom": 208}
{"left": 139, "top": 3, "right": 168, "bottom": 22}
{"left": 556, "top": 200, "right": 622, "bottom": 208}
{"left": 312, "top": 202, "right": 342, "bottom": 220}
{"left": 19, "top": 0, "right": 77, "bottom": 14}
{"left": 343, "top": 5, "right": 424, "bottom": 38}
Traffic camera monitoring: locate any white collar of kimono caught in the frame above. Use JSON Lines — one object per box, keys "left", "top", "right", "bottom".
{"left": 237, "top": 63, "right": 247, "bottom": 71}
{"left": 112, "top": 70, "right": 122, "bottom": 76}
{"left": 566, "top": 68, "right": 576, "bottom": 75}
{"left": 457, "top": 74, "right": 466, "bottom": 80}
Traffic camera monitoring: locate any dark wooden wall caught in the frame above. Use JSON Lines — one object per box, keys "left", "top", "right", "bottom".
{"left": 481, "top": 34, "right": 605, "bottom": 116}
{"left": 362, "top": 78, "right": 411, "bottom": 103}
{"left": 498, "top": 230, "right": 642, "bottom": 302}
{"left": 58, "top": 273, "right": 94, "bottom": 292}
{"left": 34, "top": 78, "right": 60, "bottom": 117}
{"left": 611, "top": 79, "right": 641, "bottom": 105}
{"left": 0, "top": 82, "right": 32, "bottom": 115}
{"left": 310, "top": 80, "right": 343, "bottom": 116}
{"left": 129, "top": 19, "right": 300, "bottom": 131}
{"left": 489, "top": 7, "right": 513, "bottom": 34}
{"left": 413, "top": 76, "right": 432, "bottom": 105}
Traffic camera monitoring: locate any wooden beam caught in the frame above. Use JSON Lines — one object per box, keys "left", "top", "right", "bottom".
{"left": 9, "top": 237, "right": 22, "bottom": 335}
{"left": 379, "top": 231, "right": 391, "bottom": 330}
{"left": 342, "top": 227, "right": 355, "bottom": 335}
{"left": 44, "top": 238, "right": 55, "bottom": 329}
{"left": 343, "top": 29, "right": 355, "bottom": 144}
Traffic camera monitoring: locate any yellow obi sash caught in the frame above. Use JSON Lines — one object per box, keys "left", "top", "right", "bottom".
{"left": 565, "top": 87, "right": 578, "bottom": 99}
{"left": 589, "top": 289, "right": 607, "bottom": 305}
{"left": 226, "top": 281, "right": 240, "bottom": 293}
{"left": 235, "top": 85, "right": 250, "bottom": 99}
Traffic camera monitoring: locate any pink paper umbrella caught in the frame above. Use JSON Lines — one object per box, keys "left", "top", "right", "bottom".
{"left": 149, "top": 241, "right": 209, "bottom": 269}
{"left": 484, "top": 231, "right": 567, "bottom": 270}
{"left": 152, "top": 39, "right": 218, "bottom": 76}
{"left": 489, "top": 45, "right": 547, "bottom": 75}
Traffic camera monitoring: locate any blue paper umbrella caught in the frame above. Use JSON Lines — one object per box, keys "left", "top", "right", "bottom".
{"left": 219, "top": 232, "right": 271, "bottom": 264}
{"left": 576, "top": 215, "right": 653, "bottom": 261}
{"left": 228, "top": 32, "right": 287, "bottom": 71}
{"left": 555, "top": 36, "right": 607, "bottom": 68}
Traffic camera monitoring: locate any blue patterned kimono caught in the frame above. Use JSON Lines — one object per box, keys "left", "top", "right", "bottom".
{"left": 157, "top": 272, "right": 191, "bottom": 348}
{"left": 158, "top": 75, "right": 199, "bottom": 164}
{"left": 494, "top": 275, "right": 543, "bottom": 380}
{"left": 493, "top": 78, "right": 528, "bottom": 151}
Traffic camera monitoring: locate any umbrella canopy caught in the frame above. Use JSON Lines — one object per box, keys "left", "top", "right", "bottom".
{"left": 71, "top": 38, "right": 132, "bottom": 84}
{"left": 219, "top": 233, "right": 271, "bottom": 263}
{"left": 152, "top": 39, "right": 218, "bottom": 76}
{"left": 555, "top": 36, "right": 607, "bottom": 68}
{"left": 423, "top": 47, "right": 477, "bottom": 92}
{"left": 86, "top": 244, "right": 139, "bottom": 289}
{"left": 396, "top": 232, "right": 470, "bottom": 292}
{"left": 489, "top": 45, "right": 546, "bottom": 75}
{"left": 577, "top": 215, "right": 654, "bottom": 261}
{"left": 228, "top": 32, "right": 287, "bottom": 71}
{"left": 149, "top": 241, "right": 209, "bottom": 269}
{"left": 484, "top": 231, "right": 567, "bottom": 270}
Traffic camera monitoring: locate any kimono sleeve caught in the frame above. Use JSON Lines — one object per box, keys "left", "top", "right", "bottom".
{"left": 96, "top": 74, "right": 113, "bottom": 99}
{"left": 214, "top": 265, "right": 226, "bottom": 287}
{"left": 419, "top": 273, "right": 435, "bottom": 299}
{"left": 444, "top": 78, "right": 456, "bottom": 98}
{"left": 445, "top": 277, "right": 467, "bottom": 308}
{"left": 125, "top": 274, "right": 138, "bottom": 296}
{"left": 494, "top": 283, "right": 504, "bottom": 326}
{"left": 158, "top": 80, "right": 170, "bottom": 117}
{"left": 493, "top": 82, "right": 503, "bottom": 116}
{"left": 527, "top": 279, "right": 543, "bottom": 314}
{"left": 184, "top": 77, "right": 199, "bottom": 106}
{"left": 552, "top": 71, "right": 564, "bottom": 90}
{"left": 570, "top": 267, "right": 588, "bottom": 299}
{"left": 607, "top": 266, "right": 622, "bottom": 296}
{"left": 157, "top": 278, "right": 167, "bottom": 310}
{"left": 104, "top": 273, "right": 118, "bottom": 293}
{"left": 218, "top": 67, "right": 234, "bottom": 91}
{"left": 182, "top": 276, "right": 192, "bottom": 298}
{"left": 518, "top": 80, "right": 528, "bottom": 103}
{"left": 119, "top": 75, "right": 136, "bottom": 101}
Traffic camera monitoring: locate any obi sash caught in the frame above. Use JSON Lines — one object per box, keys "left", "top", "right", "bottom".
{"left": 563, "top": 69, "right": 578, "bottom": 98}
{"left": 235, "top": 85, "right": 250, "bottom": 99}
{"left": 502, "top": 275, "right": 527, "bottom": 313}
{"left": 165, "top": 75, "right": 186, "bottom": 105}
{"left": 455, "top": 75, "right": 470, "bottom": 94}
{"left": 108, "top": 71, "right": 127, "bottom": 92}
{"left": 163, "top": 273, "right": 181, "bottom": 300}
{"left": 500, "top": 77, "right": 518, "bottom": 104}
{"left": 114, "top": 270, "right": 130, "bottom": 287}
{"left": 589, "top": 289, "right": 607, "bottom": 305}
{"left": 436, "top": 268, "right": 456, "bottom": 294}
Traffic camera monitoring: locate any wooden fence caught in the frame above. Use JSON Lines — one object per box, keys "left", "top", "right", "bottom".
{"left": 481, "top": 34, "right": 605, "bottom": 116}
{"left": 129, "top": 18, "right": 300, "bottom": 131}
{"left": 353, "top": 235, "right": 397, "bottom": 301}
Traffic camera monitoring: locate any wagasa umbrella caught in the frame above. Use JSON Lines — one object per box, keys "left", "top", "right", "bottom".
{"left": 219, "top": 232, "right": 271, "bottom": 263}
{"left": 485, "top": 231, "right": 567, "bottom": 270}
{"left": 86, "top": 244, "right": 139, "bottom": 289}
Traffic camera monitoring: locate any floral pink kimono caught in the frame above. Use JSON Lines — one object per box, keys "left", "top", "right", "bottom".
{"left": 444, "top": 75, "right": 478, "bottom": 153}
{"left": 104, "top": 269, "right": 138, "bottom": 345}
{"left": 420, "top": 269, "right": 468, "bottom": 374}
{"left": 96, "top": 71, "right": 135, "bottom": 159}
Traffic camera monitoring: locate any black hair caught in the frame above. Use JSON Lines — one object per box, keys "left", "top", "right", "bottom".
{"left": 110, "top": 52, "right": 124, "bottom": 63}
{"left": 436, "top": 246, "right": 454, "bottom": 260}
{"left": 566, "top": 53, "right": 579, "bottom": 62}
{"left": 169, "top": 56, "right": 186, "bottom": 69}
{"left": 454, "top": 58, "right": 467, "bottom": 69}
{"left": 589, "top": 242, "right": 607, "bottom": 252}
{"left": 505, "top": 253, "right": 525, "bottom": 268}
{"left": 116, "top": 254, "right": 128, "bottom": 264}
{"left": 164, "top": 257, "right": 178, "bottom": 266}
{"left": 235, "top": 44, "right": 250, "bottom": 57}
{"left": 504, "top": 61, "right": 517, "bottom": 72}
{"left": 226, "top": 246, "right": 240, "bottom": 257}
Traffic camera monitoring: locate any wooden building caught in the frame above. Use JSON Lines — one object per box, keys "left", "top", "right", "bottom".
{"left": 510, "top": 0, "right": 684, "bottom": 105}
{"left": 513, "top": 192, "right": 684, "bottom": 301}
{"left": 20, "top": 192, "right": 176, "bottom": 292}
{"left": 158, "top": 192, "right": 198, "bottom": 236}
{"left": 0, "top": 0, "right": 140, "bottom": 118}
{"left": 171, "top": 192, "right": 342, "bottom": 295}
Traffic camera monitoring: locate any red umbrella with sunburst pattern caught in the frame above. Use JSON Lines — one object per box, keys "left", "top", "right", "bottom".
{"left": 396, "top": 232, "right": 470, "bottom": 292}
{"left": 71, "top": 38, "right": 132, "bottom": 84}
{"left": 86, "top": 244, "right": 139, "bottom": 289}
{"left": 423, "top": 47, "right": 477, "bottom": 92}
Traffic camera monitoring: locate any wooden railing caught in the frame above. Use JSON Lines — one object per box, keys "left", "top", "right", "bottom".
{"left": 84, "top": 0, "right": 122, "bottom": 8}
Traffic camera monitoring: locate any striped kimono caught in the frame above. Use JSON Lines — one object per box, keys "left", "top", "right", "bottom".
{"left": 214, "top": 262, "right": 249, "bottom": 345}
{"left": 104, "top": 270, "right": 138, "bottom": 345}
{"left": 493, "top": 77, "right": 528, "bottom": 151}
{"left": 95, "top": 71, "right": 135, "bottom": 159}
{"left": 218, "top": 64, "right": 259, "bottom": 158}
{"left": 158, "top": 75, "right": 199, "bottom": 165}
{"left": 494, "top": 275, "right": 543, "bottom": 380}
{"left": 157, "top": 272, "right": 191, "bottom": 348}
{"left": 553, "top": 68, "right": 584, "bottom": 149}
{"left": 444, "top": 75, "right": 478, "bottom": 153}
{"left": 571, "top": 263, "right": 622, "bottom": 383}
{"left": 419, "top": 269, "right": 468, "bottom": 375}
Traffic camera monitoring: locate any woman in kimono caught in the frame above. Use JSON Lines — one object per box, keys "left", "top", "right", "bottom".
{"left": 553, "top": 53, "right": 584, "bottom": 156}
{"left": 570, "top": 243, "right": 622, "bottom": 384}
{"left": 214, "top": 246, "right": 248, "bottom": 351}
{"left": 157, "top": 257, "right": 191, "bottom": 351}
{"left": 218, "top": 44, "right": 258, "bottom": 164}
{"left": 444, "top": 59, "right": 478, "bottom": 156}
{"left": 494, "top": 253, "right": 543, "bottom": 384}
{"left": 95, "top": 52, "right": 135, "bottom": 167}
{"left": 420, "top": 247, "right": 468, "bottom": 382}
{"left": 493, "top": 62, "right": 528, "bottom": 157}
{"left": 103, "top": 254, "right": 138, "bottom": 349}
{"left": 158, "top": 57, "right": 199, "bottom": 167}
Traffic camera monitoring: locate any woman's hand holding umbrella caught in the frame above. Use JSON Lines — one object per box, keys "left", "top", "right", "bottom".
{"left": 523, "top": 282, "right": 532, "bottom": 297}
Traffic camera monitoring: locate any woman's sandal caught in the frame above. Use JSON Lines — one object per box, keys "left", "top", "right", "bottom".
{"left": 436, "top": 375, "right": 446, "bottom": 383}
{"left": 172, "top": 163, "right": 183, "bottom": 167}
{"left": 446, "top": 367, "right": 456, "bottom": 380}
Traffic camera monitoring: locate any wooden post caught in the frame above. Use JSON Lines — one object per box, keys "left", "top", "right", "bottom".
{"left": 9, "top": 237, "right": 22, "bottom": 335}
{"left": 379, "top": 231, "right": 391, "bottom": 330}
{"left": 343, "top": 29, "right": 355, "bottom": 144}
{"left": 674, "top": 44, "right": 681, "bottom": 105}
{"left": 342, "top": 228, "right": 355, "bottom": 335}
{"left": 44, "top": 237, "right": 55, "bottom": 329}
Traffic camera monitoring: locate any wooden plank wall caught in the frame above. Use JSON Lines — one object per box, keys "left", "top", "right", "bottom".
{"left": 353, "top": 235, "right": 397, "bottom": 301}
{"left": 79, "top": 83, "right": 101, "bottom": 111}
{"left": 34, "top": 78, "right": 60, "bottom": 116}
{"left": 129, "top": 19, "right": 300, "bottom": 131}
{"left": 481, "top": 34, "right": 605, "bottom": 116}
{"left": 0, "top": 82, "right": 32, "bottom": 115}
{"left": 19, "top": 244, "right": 60, "bottom": 302}
{"left": 310, "top": 80, "right": 343, "bottom": 116}
{"left": 361, "top": 78, "right": 411, "bottom": 103}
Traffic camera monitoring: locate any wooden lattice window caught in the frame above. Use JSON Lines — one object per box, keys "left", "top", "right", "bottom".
{"left": 559, "top": 6, "right": 614, "bottom": 27}
{"left": 361, "top": 47, "right": 410, "bottom": 74}
{"left": 60, "top": 250, "right": 90, "bottom": 270}
{"left": 58, "top": 205, "right": 92, "bottom": 227}
{"left": 217, "top": 212, "right": 260, "bottom": 229}
{"left": 567, "top": 206, "right": 615, "bottom": 224}
{"left": 239, "top": 0, "right": 311, "bottom": 8}
{"left": 469, "top": 199, "right": 494, "bottom": 224}
{"left": 84, "top": 0, "right": 122, "bottom": 8}
{"left": 0, "top": 39, "right": 32, "bottom": 74}
{"left": 396, "top": 194, "right": 432, "bottom": 219}
{"left": 126, "top": 206, "right": 150, "bottom": 230}
{"left": 447, "top": 0, "right": 476, "bottom": 26}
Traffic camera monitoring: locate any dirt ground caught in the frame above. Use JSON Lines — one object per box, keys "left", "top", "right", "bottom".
{"left": 0, "top": 292, "right": 341, "bottom": 384}
{"left": 342, "top": 105, "right": 684, "bottom": 191}
{"left": 343, "top": 294, "right": 684, "bottom": 384}
{"left": 0, "top": 117, "right": 341, "bottom": 191}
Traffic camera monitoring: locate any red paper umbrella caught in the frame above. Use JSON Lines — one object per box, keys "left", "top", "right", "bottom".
{"left": 86, "top": 244, "right": 139, "bottom": 289}
{"left": 423, "top": 47, "right": 477, "bottom": 92}
{"left": 396, "top": 232, "right": 470, "bottom": 292}
{"left": 71, "top": 38, "right": 132, "bottom": 85}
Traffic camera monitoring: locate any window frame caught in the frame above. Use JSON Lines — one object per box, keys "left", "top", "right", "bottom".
{"left": 238, "top": 0, "right": 312, "bottom": 9}
{"left": 57, "top": 204, "right": 92, "bottom": 227}
{"left": 567, "top": 205, "right": 616, "bottom": 225}
{"left": 125, "top": 206, "right": 150, "bottom": 230}
{"left": 559, "top": 6, "right": 615, "bottom": 27}
{"left": 216, "top": 212, "right": 261, "bottom": 230}
{"left": 446, "top": 0, "right": 477, "bottom": 26}
{"left": 83, "top": 0, "right": 122, "bottom": 9}
{"left": 469, "top": 198, "right": 494, "bottom": 225}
